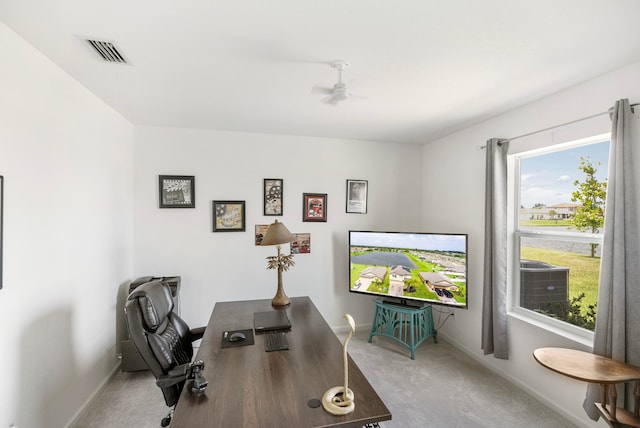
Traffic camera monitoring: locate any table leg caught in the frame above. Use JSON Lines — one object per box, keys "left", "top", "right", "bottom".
{"left": 609, "top": 384, "right": 618, "bottom": 421}
{"left": 634, "top": 381, "right": 640, "bottom": 419}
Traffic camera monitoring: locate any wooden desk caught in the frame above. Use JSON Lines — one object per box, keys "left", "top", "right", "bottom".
{"left": 534, "top": 347, "right": 640, "bottom": 428}
{"left": 170, "top": 296, "right": 391, "bottom": 428}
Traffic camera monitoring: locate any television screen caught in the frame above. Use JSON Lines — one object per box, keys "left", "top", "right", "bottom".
{"left": 349, "top": 230, "right": 468, "bottom": 309}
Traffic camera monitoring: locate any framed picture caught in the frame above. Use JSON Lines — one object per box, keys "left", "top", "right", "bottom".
{"left": 302, "top": 193, "right": 327, "bottom": 222}
{"left": 213, "top": 201, "right": 246, "bottom": 232}
{"left": 255, "top": 224, "right": 270, "bottom": 245}
{"left": 263, "top": 178, "right": 283, "bottom": 216}
{"left": 0, "top": 175, "right": 3, "bottom": 289}
{"left": 291, "top": 233, "right": 311, "bottom": 254}
{"left": 159, "top": 175, "right": 195, "bottom": 208}
{"left": 346, "top": 179, "right": 368, "bottom": 214}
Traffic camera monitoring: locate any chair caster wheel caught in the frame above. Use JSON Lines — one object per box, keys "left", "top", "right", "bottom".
{"left": 161, "top": 416, "right": 171, "bottom": 427}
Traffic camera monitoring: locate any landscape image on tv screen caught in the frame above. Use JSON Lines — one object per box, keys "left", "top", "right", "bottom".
{"left": 349, "top": 231, "right": 468, "bottom": 308}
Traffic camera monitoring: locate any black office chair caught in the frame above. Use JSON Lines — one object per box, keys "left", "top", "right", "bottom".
{"left": 125, "top": 280, "right": 207, "bottom": 426}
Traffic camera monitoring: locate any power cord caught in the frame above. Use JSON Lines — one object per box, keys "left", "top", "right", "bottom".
{"left": 432, "top": 306, "right": 456, "bottom": 331}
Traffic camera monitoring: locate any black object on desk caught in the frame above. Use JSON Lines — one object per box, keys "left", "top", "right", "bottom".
{"left": 220, "top": 329, "right": 254, "bottom": 348}
{"left": 253, "top": 310, "right": 291, "bottom": 332}
{"left": 265, "top": 331, "right": 289, "bottom": 351}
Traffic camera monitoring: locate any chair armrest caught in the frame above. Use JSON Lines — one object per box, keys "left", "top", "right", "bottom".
{"left": 156, "top": 360, "right": 207, "bottom": 391}
{"left": 156, "top": 363, "right": 191, "bottom": 389}
{"left": 189, "top": 326, "right": 206, "bottom": 342}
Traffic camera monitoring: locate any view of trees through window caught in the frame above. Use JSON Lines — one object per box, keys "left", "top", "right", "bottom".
{"left": 515, "top": 137, "right": 610, "bottom": 331}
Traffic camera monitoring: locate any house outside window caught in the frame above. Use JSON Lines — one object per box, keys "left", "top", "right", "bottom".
{"left": 509, "top": 134, "right": 610, "bottom": 337}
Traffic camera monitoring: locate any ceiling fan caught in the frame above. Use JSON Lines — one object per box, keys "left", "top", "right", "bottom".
{"left": 312, "top": 59, "right": 352, "bottom": 105}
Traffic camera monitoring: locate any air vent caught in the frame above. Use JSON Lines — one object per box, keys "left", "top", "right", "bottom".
{"left": 83, "top": 39, "right": 129, "bottom": 64}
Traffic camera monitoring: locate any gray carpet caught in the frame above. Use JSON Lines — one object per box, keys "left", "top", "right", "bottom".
{"left": 73, "top": 331, "right": 577, "bottom": 427}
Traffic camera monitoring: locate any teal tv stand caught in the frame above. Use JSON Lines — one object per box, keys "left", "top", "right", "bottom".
{"left": 368, "top": 299, "right": 437, "bottom": 359}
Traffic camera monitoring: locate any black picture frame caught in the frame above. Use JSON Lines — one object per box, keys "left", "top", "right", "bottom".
{"left": 263, "top": 178, "right": 283, "bottom": 216}
{"left": 0, "top": 175, "right": 3, "bottom": 289}
{"left": 346, "top": 179, "right": 368, "bottom": 214}
{"left": 213, "top": 200, "right": 246, "bottom": 232}
{"left": 302, "top": 193, "right": 327, "bottom": 222}
{"left": 159, "top": 175, "right": 195, "bottom": 208}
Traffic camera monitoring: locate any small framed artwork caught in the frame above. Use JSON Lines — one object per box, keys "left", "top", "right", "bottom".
{"left": 255, "top": 224, "right": 270, "bottom": 245}
{"left": 346, "top": 179, "right": 368, "bottom": 214}
{"left": 302, "top": 193, "right": 327, "bottom": 222}
{"left": 291, "top": 233, "right": 311, "bottom": 254}
{"left": 263, "top": 178, "right": 283, "bottom": 216}
{"left": 159, "top": 175, "right": 195, "bottom": 208}
{"left": 213, "top": 201, "right": 246, "bottom": 232}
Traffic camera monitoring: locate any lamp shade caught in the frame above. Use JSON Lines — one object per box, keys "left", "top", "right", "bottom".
{"left": 261, "top": 219, "right": 294, "bottom": 246}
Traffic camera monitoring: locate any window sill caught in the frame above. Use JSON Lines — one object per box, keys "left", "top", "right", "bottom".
{"left": 508, "top": 307, "right": 594, "bottom": 349}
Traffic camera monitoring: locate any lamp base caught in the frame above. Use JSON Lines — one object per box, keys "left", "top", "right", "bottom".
{"left": 272, "top": 291, "right": 291, "bottom": 307}
{"left": 272, "top": 265, "right": 291, "bottom": 306}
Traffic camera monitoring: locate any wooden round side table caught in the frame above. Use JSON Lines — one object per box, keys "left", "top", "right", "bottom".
{"left": 534, "top": 347, "right": 640, "bottom": 428}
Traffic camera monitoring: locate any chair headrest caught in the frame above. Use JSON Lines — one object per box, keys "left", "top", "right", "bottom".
{"left": 128, "top": 280, "right": 174, "bottom": 332}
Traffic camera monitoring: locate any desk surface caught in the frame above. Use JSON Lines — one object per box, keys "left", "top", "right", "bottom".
{"left": 170, "top": 296, "right": 391, "bottom": 428}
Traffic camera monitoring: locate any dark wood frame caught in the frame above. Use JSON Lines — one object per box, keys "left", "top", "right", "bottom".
{"left": 302, "top": 193, "right": 327, "bottom": 222}
{"left": 159, "top": 175, "right": 195, "bottom": 208}
{"left": 346, "top": 179, "right": 368, "bottom": 214}
{"left": 263, "top": 178, "right": 283, "bottom": 216}
{"left": 212, "top": 200, "right": 246, "bottom": 232}
{"left": 0, "top": 175, "right": 3, "bottom": 289}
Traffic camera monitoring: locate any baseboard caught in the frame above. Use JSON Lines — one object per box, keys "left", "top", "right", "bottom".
{"left": 435, "top": 330, "right": 593, "bottom": 428}
{"left": 64, "top": 360, "right": 122, "bottom": 428}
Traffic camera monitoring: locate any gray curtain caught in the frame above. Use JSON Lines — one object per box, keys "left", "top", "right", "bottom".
{"left": 482, "top": 138, "right": 510, "bottom": 359}
{"left": 584, "top": 99, "right": 640, "bottom": 419}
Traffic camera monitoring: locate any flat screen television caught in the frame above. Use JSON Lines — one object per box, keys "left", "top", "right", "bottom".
{"left": 349, "top": 230, "right": 468, "bottom": 309}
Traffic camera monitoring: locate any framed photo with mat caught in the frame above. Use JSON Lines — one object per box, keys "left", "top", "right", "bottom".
{"left": 263, "top": 178, "right": 283, "bottom": 216}
{"left": 302, "top": 193, "right": 327, "bottom": 222}
{"left": 159, "top": 175, "right": 195, "bottom": 208}
{"left": 346, "top": 179, "right": 367, "bottom": 214}
{"left": 213, "top": 200, "right": 246, "bottom": 232}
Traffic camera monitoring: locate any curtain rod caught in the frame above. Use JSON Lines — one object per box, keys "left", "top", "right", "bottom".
{"left": 480, "top": 101, "right": 638, "bottom": 149}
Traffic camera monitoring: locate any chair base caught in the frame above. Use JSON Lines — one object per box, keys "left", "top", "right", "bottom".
{"left": 160, "top": 408, "right": 174, "bottom": 427}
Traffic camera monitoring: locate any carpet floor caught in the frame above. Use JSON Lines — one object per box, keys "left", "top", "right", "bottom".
{"left": 73, "top": 330, "right": 577, "bottom": 427}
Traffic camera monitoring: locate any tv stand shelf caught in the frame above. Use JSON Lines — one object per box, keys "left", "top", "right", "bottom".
{"left": 368, "top": 299, "right": 436, "bottom": 359}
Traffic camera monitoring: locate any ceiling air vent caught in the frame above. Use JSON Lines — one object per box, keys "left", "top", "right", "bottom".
{"left": 83, "top": 39, "right": 129, "bottom": 64}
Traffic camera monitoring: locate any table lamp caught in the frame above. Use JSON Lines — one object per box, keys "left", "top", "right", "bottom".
{"left": 261, "top": 219, "right": 295, "bottom": 306}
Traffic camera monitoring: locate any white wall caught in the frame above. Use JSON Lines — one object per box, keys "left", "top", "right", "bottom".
{"left": 422, "top": 61, "right": 640, "bottom": 427}
{"left": 3, "top": 13, "right": 639, "bottom": 426}
{"left": 0, "top": 23, "right": 134, "bottom": 428}
{"left": 133, "top": 127, "right": 423, "bottom": 329}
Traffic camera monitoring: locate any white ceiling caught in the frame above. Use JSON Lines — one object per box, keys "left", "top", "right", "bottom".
{"left": 2, "top": 0, "right": 640, "bottom": 144}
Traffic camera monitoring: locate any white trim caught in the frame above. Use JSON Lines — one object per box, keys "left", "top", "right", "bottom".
{"left": 512, "top": 132, "right": 611, "bottom": 157}
{"left": 508, "top": 307, "right": 593, "bottom": 347}
{"left": 64, "top": 360, "right": 122, "bottom": 428}
{"left": 507, "top": 133, "right": 610, "bottom": 343}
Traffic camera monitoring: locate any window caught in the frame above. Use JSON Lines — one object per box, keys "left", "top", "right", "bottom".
{"left": 510, "top": 135, "right": 610, "bottom": 334}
